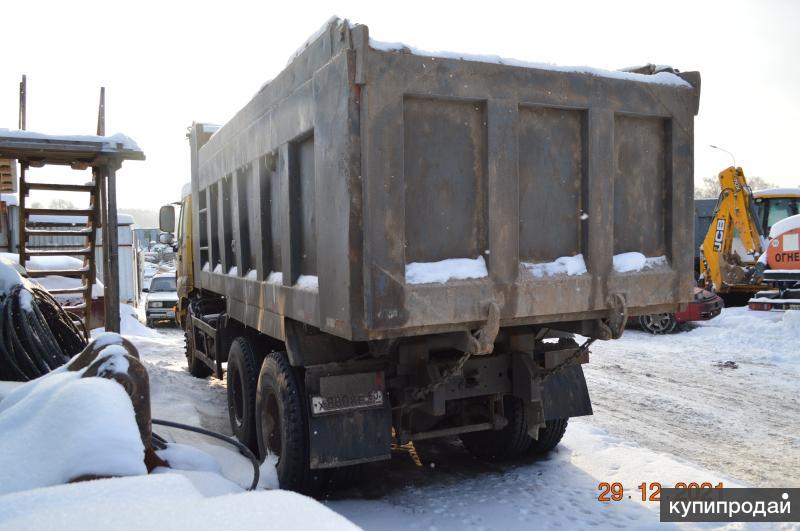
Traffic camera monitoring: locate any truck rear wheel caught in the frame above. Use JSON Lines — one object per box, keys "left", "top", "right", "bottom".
{"left": 526, "top": 418, "right": 568, "bottom": 455}
{"left": 227, "top": 337, "right": 260, "bottom": 452}
{"left": 459, "top": 396, "right": 532, "bottom": 461}
{"left": 255, "top": 351, "right": 321, "bottom": 494}
{"left": 185, "top": 308, "right": 211, "bottom": 378}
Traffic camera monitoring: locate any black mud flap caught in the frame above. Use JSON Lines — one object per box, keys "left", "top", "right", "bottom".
{"left": 306, "top": 371, "right": 392, "bottom": 469}
{"left": 541, "top": 365, "right": 593, "bottom": 420}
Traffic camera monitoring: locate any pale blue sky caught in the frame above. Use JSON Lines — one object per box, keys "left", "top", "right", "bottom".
{"left": 2, "top": 0, "right": 798, "bottom": 209}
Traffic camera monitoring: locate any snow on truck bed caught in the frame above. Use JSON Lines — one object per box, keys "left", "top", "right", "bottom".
{"left": 369, "top": 39, "right": 691, "bottom": 88}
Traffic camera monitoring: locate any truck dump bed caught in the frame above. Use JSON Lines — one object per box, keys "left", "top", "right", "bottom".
{"left": 192, "top": 19, "right": 701, "bottom": 342}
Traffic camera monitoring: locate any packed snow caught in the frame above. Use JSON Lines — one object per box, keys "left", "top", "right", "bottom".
{"left": 0, "top": 128, "right": 141, "bottom": 152}
{"left": 523, "top": 254, "right": 587, "bottom": 277}
{"left": 612, "top": 252, "right": 667, "bottom": 273}
{"left": 0, "top": 474, "right": 358, "bottom": 531}
{"left": 406, "top": 256, "right": 488, "bottom": 284}
{"left": 266, "top": 271, "right": 283, "bottom": 284}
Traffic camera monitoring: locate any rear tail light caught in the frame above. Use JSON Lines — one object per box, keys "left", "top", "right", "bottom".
{"left": 748, "top": 302, "right": 772, "bottom": 311}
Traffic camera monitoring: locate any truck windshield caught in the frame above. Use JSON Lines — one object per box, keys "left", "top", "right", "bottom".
{"left": 150, "top": 277, "right": 176, "bottom": 292}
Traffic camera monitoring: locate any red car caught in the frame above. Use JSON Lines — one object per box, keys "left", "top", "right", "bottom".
{"left": 633, "top": 287, "right": 723, "bottom": 334}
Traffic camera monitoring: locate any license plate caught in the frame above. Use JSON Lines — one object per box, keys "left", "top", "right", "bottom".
{"left": 311, "top": 390, "right": 384, "bottom": 415}
{"left": 167, "top": 310, "right": 175, "bottom": 317}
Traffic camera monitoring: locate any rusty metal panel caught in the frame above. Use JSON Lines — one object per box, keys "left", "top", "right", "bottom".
{"left": 294, "top": 135, "right": 316, "bottom": 275}
{"left": 518, "top": 106, "right": 585, "bottom": 262}
{"left": 403, "top": 97, "right": 488, "bottom": 263}
{"left": 613, "top": 115, "right": 669, "bottom": 256}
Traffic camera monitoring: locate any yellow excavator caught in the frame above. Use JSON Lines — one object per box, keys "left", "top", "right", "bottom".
{"left": 699, "top": 166, "right": 766, "bottom": 294}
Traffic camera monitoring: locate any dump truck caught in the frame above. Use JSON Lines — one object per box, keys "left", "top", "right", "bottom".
{"left": 159, "top": 19, "right": 701, "bottom": 493}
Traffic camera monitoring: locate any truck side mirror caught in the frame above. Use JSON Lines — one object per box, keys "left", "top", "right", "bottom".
{"left": 159, "top": 205, "right": 175, "bottom": 233}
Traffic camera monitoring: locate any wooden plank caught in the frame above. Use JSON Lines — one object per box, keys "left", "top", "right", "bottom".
{"left": 24, "top": 208, "right": 94, "bottom": 217}
{"left": 18, "top": 164, "right": 27, "bottom": 268}
{"left": 105, "top": 164, "right": 120, "bottom": 332}
{"left": 24, "top": 248, "right": 92, "bottom": 256}
{"left": 49, "top": 285, "right": 90, "bottom": 295}
{"left": 25, "top": 183, "right": 96, "bottom": 192}
{"left": 24, "top": 228, "right": 92, "bottom": 236}
{"left": 27, "top": 268, "right": 89, "bottom": 278}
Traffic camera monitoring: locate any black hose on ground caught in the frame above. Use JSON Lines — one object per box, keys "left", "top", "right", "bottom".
{"left": 0, "top": 284, "right": 87, "bottom": 381}
{"left": 151, "top": 418, "right": 260, "bottom": 491}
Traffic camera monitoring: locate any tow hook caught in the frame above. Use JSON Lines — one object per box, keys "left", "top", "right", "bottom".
{"left": 598, "top": 293, "right": 627, "bottom": 340}
{"left": 470, "top": 301, "right": 501, "bottom": 356}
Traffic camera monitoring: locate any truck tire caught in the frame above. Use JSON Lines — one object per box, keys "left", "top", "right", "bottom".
{"left": 526, "top": 418, "right": 568, "bottom": 455}
{"left": 185, "top": 308, "right": 212, "bottom": 378}
{"left": 459, "top": 396, "right": 532, "bottom": 461}
{"left": 255, "top": 351, "right": 322, "bottom": 494}
{"left": 227, "top": 337, "right": 261, "bottom": 453}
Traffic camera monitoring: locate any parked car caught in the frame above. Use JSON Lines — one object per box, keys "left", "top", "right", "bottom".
{"left": 634, "top": 287, "right": 723, "bottom": 334}
{"left": 143, "top": 272, "right": 178, "bottom": 327}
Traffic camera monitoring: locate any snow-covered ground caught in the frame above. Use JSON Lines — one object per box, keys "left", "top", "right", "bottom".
{"left": 1, "top": 307, "right": 798, "bottom": 530}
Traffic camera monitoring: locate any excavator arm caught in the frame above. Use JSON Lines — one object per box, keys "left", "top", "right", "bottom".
{"left": 699, "top": 166, "right": 764, "bottom": 291}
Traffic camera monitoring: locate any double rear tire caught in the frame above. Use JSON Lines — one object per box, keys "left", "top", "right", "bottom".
{"left": 460, "top": 396, "right": 568, "bottom": 461}
{"left": 255, "top": 350, "right": 323, "bottom": 494}
{"left": 226, "top": 337, "right": 261, "bottom": 453}
{"left": 226, "top": 342, "right": 349, "bottom": 494}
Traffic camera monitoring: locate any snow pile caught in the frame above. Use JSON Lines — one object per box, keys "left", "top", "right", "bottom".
{"left": 0, "top": 128, "right": 141, "bottom": 152}
{"left": 0, "top": 256, "right": 26, "bottom": 296}
{"left": 295, "top": 275, "right": 319, "bottom": 291}
{"left": 266, "top": 271, "right": 283, "bottom": 284}
{"left": 0, "top": 253, "right": 104, "bottom": 298}
{"left": 612, "top": 252, "right": 667, "bottom": 273}
{"left": 0, "top": 366, "right": 145, "bottom": 495}
{"left": 0, "top": 474, "right": 358, "bottom": 531}
{"left": 258, "top": 453, "right": 280, "bottom": 490}
{"left": 523, "top": 254, "right": 587, "bottom": 278}
{"left": 369, "top": 40, "right": 690, "bottom": 88}
{"left": 157, "top": 443, "right": 222, "bottom": 475}
{"left": 115, "top": 303, "right": 158, "bottom": 338}
{"left": 406, "top": 256, "right": 488, "bottom": 284}
{"left": 769, "top": 213, "right": 800, "bottom": 238}
{"left": 689, "top": 307, "right": 800, "bottom": 367}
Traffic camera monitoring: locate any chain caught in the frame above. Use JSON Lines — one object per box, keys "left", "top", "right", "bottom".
{"left": 534, "top": 338, "right": 596, "bottom": 381}
{"left": 409, "top": 337, "right": 595, "bottom": 401}
{"left": 410, "top": 349, "right": 473, "bottom": 401}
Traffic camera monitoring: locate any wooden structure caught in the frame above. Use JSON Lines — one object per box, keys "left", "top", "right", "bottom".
{"left": 0, "top": 77, "right": 144, "bottom": 332}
